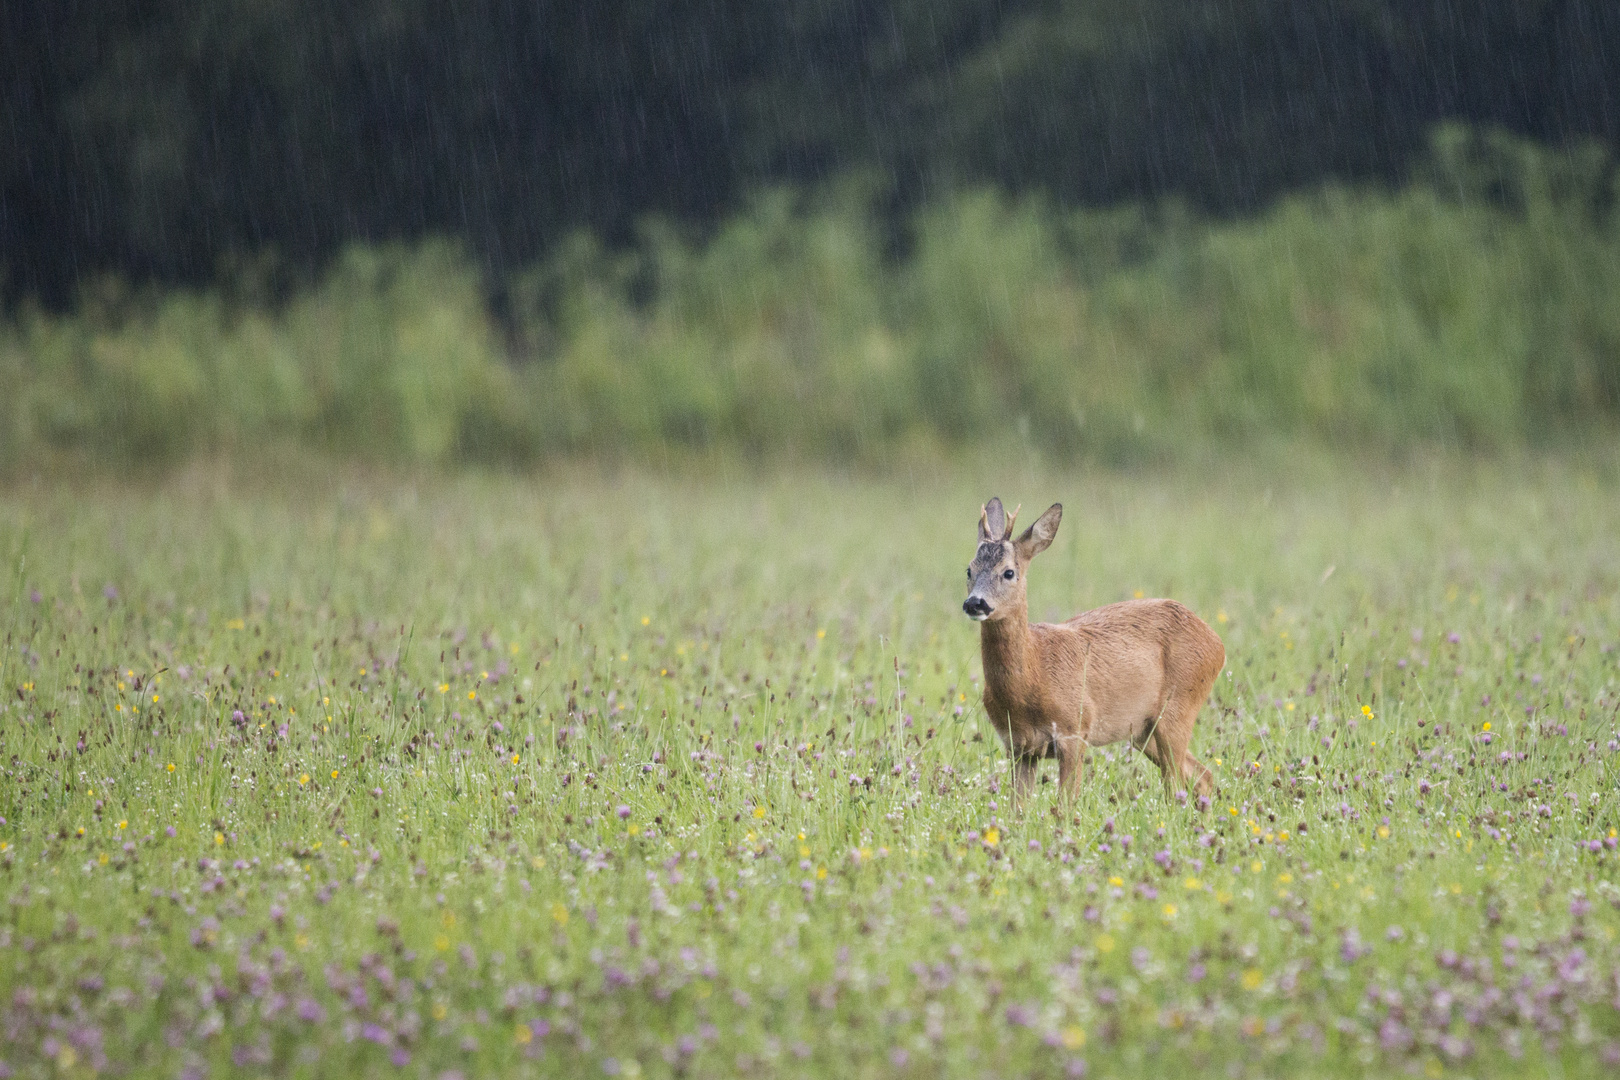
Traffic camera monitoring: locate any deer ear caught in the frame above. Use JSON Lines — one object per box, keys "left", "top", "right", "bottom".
{"left": 979, "top": 497, "right": 1006, "bottom": 543}
{"left": 1015, "top": 503, "right": 1062, "bottom": 559}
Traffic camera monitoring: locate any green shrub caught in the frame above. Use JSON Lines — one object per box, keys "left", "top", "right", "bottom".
{"left": 3, "top": 126, "right": 1617, "bottom": 469}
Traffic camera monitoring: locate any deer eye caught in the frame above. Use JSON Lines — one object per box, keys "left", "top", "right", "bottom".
{"left": 966, "top": 568, "right": 972, "bottom": 582}
{"left": 1002, "top": 568, "right": 1016, "bottom": 580}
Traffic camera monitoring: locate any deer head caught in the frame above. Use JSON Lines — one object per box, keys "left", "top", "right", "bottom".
{"left": 962, "top": 497, "right": 1063, "bottom": 622}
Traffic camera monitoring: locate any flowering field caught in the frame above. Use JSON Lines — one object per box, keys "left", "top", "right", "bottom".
{"left": 1, "top": 460, "right": 1618, "bottom": 1079}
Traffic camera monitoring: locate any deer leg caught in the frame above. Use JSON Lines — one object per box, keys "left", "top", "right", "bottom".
{"left": 1181, "top": 751, "right": 1215, "bottom": 799}
{"left": 1154, "top": 689, "right": 1216, "bottom": 801}
{"left": 1149, "top": 726, "right": 1182, "bottom": 800}
{"left": 1012, "top": 756, "right": 1039, "bottom": 806}
{"left": 1057, "top": 739, "right": 1085, "bottom": 800}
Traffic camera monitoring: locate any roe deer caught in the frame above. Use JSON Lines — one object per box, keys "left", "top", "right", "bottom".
{"left": 962, "top": 497, "right": 1224, "bottom": 804}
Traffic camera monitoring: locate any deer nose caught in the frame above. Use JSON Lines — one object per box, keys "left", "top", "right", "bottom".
{"left": 963, "top": 596, "right": 992, "bottom": 619}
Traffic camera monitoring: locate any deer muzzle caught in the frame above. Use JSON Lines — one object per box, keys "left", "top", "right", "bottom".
{"left": 962, "top": 595, "right": 992, "bottom": 621}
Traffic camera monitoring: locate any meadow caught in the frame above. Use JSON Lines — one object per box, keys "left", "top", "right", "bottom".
{"left": 0, "top": 454, "right": 1617, "bottom": 1078}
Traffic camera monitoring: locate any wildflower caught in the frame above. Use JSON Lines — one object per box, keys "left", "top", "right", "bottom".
{"left": 166, "top": 763, "right": 175, "bottom": 773}
{"left": 438, "top": 683, "right": 449, "bottom": 694}
{"left": 331, "top": 770, "right": 339, "bottom": 779}
{"left": 511, "top": 754, "right": 520, "bottom": 764}
{"left": 1362, "top": 704, "right": 1374, "bottom": 719}
{"left": 1095, "top": 934, "right": 1115, "bottom": 953}
{"left": 214, "top": 832, "right": 225, "bottom": 846}
{"left": 551, "top": 903, "right": 569, "bottom": 926}
{"left": 1241, "top": 968, "right": 1264, "bottom": 990}
{"left": 642, "top": 616, "right": 651, "bottom": 625}
{"left": 983, "top": 827, "right": 999, "bottom": 847}
{"left": 753, "top": 805, "right": 766, "bottom": 819}
{"left": 299, "top": 774, "right": 310, "bottom": 786}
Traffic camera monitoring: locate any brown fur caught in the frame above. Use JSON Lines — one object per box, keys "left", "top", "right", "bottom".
{"left": 964, "top": 497, "right": 1224, "bottom": 804}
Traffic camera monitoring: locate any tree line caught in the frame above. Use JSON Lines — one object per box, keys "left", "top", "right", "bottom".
{"left": 4, "top": 0, "right": 1617, "bottom": 305}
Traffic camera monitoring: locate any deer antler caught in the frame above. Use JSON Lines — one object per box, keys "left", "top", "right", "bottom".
{"left": 979, "top": 504, "right": 990, "bottom": 539}
{"left": 1004, "top": 503, "right": 1021, "bottom": 539}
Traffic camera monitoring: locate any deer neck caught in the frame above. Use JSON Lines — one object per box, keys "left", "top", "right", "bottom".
{"left": 979, "top": 600, "right": 1038, "bottom": 704}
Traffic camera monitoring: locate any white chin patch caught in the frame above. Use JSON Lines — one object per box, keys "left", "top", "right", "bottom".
{"left": 967, "top": 612, "right": 989, "bottom": 622}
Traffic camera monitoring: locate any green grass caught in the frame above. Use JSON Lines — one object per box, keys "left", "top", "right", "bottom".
{"left": 1, "top": 455, "right": 1618, "bottom": 1078}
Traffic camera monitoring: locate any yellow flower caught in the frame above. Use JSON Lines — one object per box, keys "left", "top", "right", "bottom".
{"left": 1482, "top": 721, "right": 1491, "bottom": 732}
{"left": 468, "top": 691, "right": 477, "bottom": 701}
{"left": 330, "top": 769, "right": 339, "bottom": 779}
{"left": 1250, "top": 860, "right": 1263, "bottom": 873}
{"left": 1108, "top": 876, "right": 1124, "bottom": 887}
{"left": 1095, "top": 934, "right": 1115, "bottom": 953}
{"left": 117, "top": 820, "right": 127, "bottom": 830}
{"left": 1241, "top": 968, "right": 1264, "bottom": 990}
{"left": 166, "top": 763, "right": 175, "bottom": 773}
{"left": 551, "top": 902, "right": 569, "bottom": 926}
{"left": 1216, "top": 610, "right": 1228, "bottom": 623}
{"left": 1162, "top": 903, "right": 1178, "bottom": 918}
{"left": 982, "top": 827, "right": 999, "bottom": 847}
{"left": 753, "top": 806, "right": 766, "bottom": 819}
{"left": 1183, "top": 877, "right": 1202, "bottom": 890}
{"left": 1377, "top": 825, "right": 1391, "bottom": 838}
{"left": 1133, "top": 590, "right": 1144, "bottom": 598}
{"left": 432, "top": 1002, "right": 448, "bottom": 1020}
{"left": 98, "top": 852, "right": 108, "bottom": 865}
{"left": 1061, "top": 1026, "right": 1086, "bottom": 1049}
{"left": 815, "top": 865, "right": 827, "bottom": 880}
{"left": 214, "top": 832, "right": 224, "bottom": 845}
{"left": 641, "top": 616, "right": 651, "bottom": 626}
{"left": 1361, "top": 704, "right": 1374, "bottom": 718}
{"left": 512, "top": 754, "right": 520, "bottom": 765}
{"left": 76, "top": 827, "right": 85, "bottom": 836}
{"left": 298, "top": 774, "right": 310, "bottom": 786}
{"left": 438, "top": 683, "right": 449, "bottom": 693}
{"left": 816, "top": 629, "right": 826, "bottom": 639}
{"left": 514, "top": 1023, "right": 532, "bottom": 1045}
{"left": 434, "top": 934, "right": 451, "bottom": 952}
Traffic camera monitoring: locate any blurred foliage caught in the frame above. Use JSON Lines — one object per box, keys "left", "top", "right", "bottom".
{"left": 2, "top": 127, "right": 1617, "bottom": 467}
{"left": 5, "top": 0, "right": 1617, "bottom": 303}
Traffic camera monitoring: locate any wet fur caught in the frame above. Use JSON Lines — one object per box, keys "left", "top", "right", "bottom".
{"left": 965, "top": 498, "right": 1224, "bottom": 804}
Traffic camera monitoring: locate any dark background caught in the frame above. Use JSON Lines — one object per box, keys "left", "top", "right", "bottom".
{"left": 4, "top": 0, "right": 1618, "bottom": 307}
